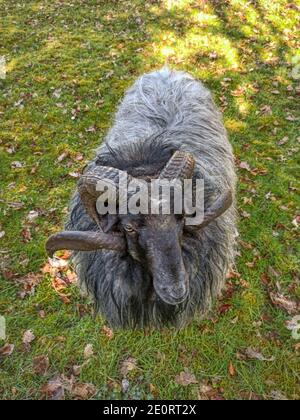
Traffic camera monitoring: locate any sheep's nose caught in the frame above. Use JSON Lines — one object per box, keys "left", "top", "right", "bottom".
{"left": 155, "top": 273, "right": 189, "bottom": 305}
{"left": 169, "top": 281, "right": 188, "bottom": 301}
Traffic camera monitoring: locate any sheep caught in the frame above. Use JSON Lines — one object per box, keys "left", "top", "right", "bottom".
{"left": 46, "top": 67, "right": 237, "bottom": 328}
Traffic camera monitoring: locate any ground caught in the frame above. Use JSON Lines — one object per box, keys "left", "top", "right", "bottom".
{"left": 0, "top": 0, "right": 299, "bottom": 400}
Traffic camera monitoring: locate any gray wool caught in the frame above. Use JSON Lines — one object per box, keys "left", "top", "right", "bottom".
{"left": 66, "top": 67, "right": 237, "bottom": 328}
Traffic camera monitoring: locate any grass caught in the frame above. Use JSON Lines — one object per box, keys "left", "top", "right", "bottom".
{"left": 0, "top": 0, "right": 299, "bottom": 400}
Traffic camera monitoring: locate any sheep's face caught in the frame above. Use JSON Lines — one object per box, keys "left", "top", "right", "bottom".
{"left": 46, "top": 151, "right": 233, "bottom": 306}
{"left": 119, "top": 213, "right": 188, "bottom": 305}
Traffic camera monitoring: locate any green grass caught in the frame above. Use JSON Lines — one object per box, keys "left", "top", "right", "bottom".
{"left": 0, "top": 0, "right": 299, "bottom": 400}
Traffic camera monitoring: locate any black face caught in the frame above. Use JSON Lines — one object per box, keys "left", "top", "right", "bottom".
{"left": 103, "top": 213, "right": 189, "bottom": 305}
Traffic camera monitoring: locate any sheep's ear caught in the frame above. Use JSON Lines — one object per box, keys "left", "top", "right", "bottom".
{"left": 101, "top": 214, "right": 119, "bottom": 233}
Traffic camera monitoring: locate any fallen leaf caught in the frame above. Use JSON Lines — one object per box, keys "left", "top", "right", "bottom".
{"left": 33, "top": 355, "right": 49, "bottom": 375}
{"left": 74, "top": 152, "right": 84, "bottom": 161}
{"left": 120, "top": 357, "right": 137, "bottom": 377}
{"left": 269, "top": 390, "right": 288, "bottom": 400}
{"left": 85, "top": 125, "right": 96, "bottom": 133}
{"left": 286, "top": 114, "right": 297, "bottom": 121}
{"left": 21, "top": 227, "right": 32, "bottom": 242}
{"left": 239, "top": 161, "right": 252, "bottom": 172}
{"left": 101, "top": 326, "right": 113, "bottom": 340}
{"left": 57, "top": 152, "right": 69, "bottom": 163}
{"left": 292, "top": 215, "right": 300, "bottom": 228}
{"left": 51, "top": 276, "right": 68, "bottom": 294}
{"left": 52, "top": 88, "right": 62, "bottom": 99}
{"left": 228, "top": 362, "right": 236, "bottom": 377}
{"left": 0, "top": 231, "right": 5, "bottom": 239}
{"left": 244, "top": 347, "right": 275, "bottom": 362}
{"left": 68, "top": 171, "right": 80, "bottom": 178}
{"left": 269, "top": 291, "right": 298, "bottom": 315}
{"left": 72, "top": 365, "right": 81, "bottom": 376}
{"left": 7, "top": 201, "right": 24, "bottom": 210}
{"left": 294, "top": 343, "right": 300, "bottom": 352}
{"left": 175, "top": 370, "right": 198, "bottom": 386}
{"left": 70, "top": 383, "right": 96, "bottom": 400}
{"left": 197, "top": 383, "right": 222, "bottom": 400}
{"left": 6, "top": 145, "right": 15, "bottom": 154}
{"left": 218, "top": 303, "right": 232, "bottom": 314}
{"left": 40, "top": 377, "right": 64, "bottom": 400}
{"left": 231, "top": 87, "right": 245, "bottom": 97}
{"left": 11, "top": 161, "right": 23, "bottom": 169}
{"left": 22, "top": 330, "right": 35, "bottom": 345}
{"left": 277, "top": 136, "right": 289, "bottom": 145}
{"left": 27, "top": 210, "right": 39, "bottom": 222}
{"left": 38, "top": 310, "right": 46, "bottom": 319}
{"left": 0, "top": 343, "right": 14, "bottom": 357}
{"left": 259, "top": 105, "right": 272, "bottom": 115}
{"left": 16, "top": 273, "right": 42, "bottom": 298}
{"left": 83, "top": 344, "right": 94, "bottom": 360}
{"left": 226, "top": 269, "right": 242, "bottom": 278}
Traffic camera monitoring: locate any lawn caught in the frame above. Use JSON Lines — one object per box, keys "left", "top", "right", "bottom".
{"left": 0, "top": 0, "right": 299, "bottom": 400}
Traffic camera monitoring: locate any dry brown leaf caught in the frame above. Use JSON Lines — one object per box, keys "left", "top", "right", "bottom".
{"left": 48, "top": 257, "right": 69, "bottom": 269}
{"left": 101, "top": 325, "right": 113, "bottom": 340}
{"left": 175, "top": 370, "right": 198, "bottom": 386}
{"left": 38, "top": 310, "right": 46, "bottom": 319}
{"left": 120, "top": 357, "right": 137, "bottom": 377}
{"left": 16, "top": 273, "right": 42, "bottom": 299}
{"left": 21, "top": 227, "right": 32, "bottom": 242}
{"left": 74, "top": 152, "right": 84, "bottom": 161}
{"left": 197, "top": 383, "right": 218, "bottom": 400}
{"left": 68, "top": 171, "right": 80, "bottom": 178}
{"left": 239, "top": 161, "right": 252, "bottom": 172}
{"left": 0, "top": 343, "right": 14, "bottom": 357}
{"left": 269, "top": 390, "right": 288, "bottom": 400}
{"left": 245, "top": 347, "right": 275, "bottom": 362}
{"left": 277, "top": 136, "right": 289, "bottom": 146}
{"left": 40, "top": 377, "right": 64, "bottom": 400}
{"left": 11, "top": 161, "right": 23, "bottom": 169}
{"left": 33, "top": 355, "right": 49, "bottom": 375}
{"left": 72, "top": 365, "right": 81, "bottom": 376}
{"left": 228, "top": 362, "right": 236, "bottom": 377}
{"left": 83, "top": 344, "right": 94, "bottom": 360}
{"left": 27, "top": 210, "right": 39, "bottom": 222}
{"left": 70, "top": 383, "right": 96, "bottom": 400}
{"left": 269, "top": 291, "right": 298, "bottom": 315}
{"left": 22, "top": 330, "right": 35, "bottom": 345}
{"left": 57, "top": 152, "right": 69, "bottom": 163}
{"left": 294, "top": 343, "right": 300, "bottom": 352}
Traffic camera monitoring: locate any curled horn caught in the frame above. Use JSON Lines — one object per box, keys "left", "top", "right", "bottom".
{"left": 160, "top": 151, "right": 233, "bottom": 228}
{"left": 45, "top": 166, "right": 132, "bottom": 257}
{"left": 46, "top": 230, "right": 126, "bottom": 257}
{"left": 159, "top": 150, "right": 195, "bottom": 180}
{"left": 77, "top": 166, "right": 132, "bottom": 228}
{"left": 185, "top": 188, "right": 233, "bottom": 232}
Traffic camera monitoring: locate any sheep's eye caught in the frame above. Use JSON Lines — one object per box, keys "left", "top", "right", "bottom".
{"left": 124, "top": 224, "right": 135, "bottom": 233}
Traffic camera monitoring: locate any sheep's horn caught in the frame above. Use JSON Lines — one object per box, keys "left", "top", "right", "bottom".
{"left": 186, "top": 189, "right": 233, "bottom": 231}
{"left": 77, "top": 166, "right": 132, "bottom": 227}
{"left": 45, "top": 230, "right": 126, "bottom": 257}
{"left": 159, "top": 151, "right": 195, "bottom": 180}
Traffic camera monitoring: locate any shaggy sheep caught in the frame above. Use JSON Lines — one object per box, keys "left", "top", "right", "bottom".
{"left": 46, "top": 67, "right": 237, "bottom": 328}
